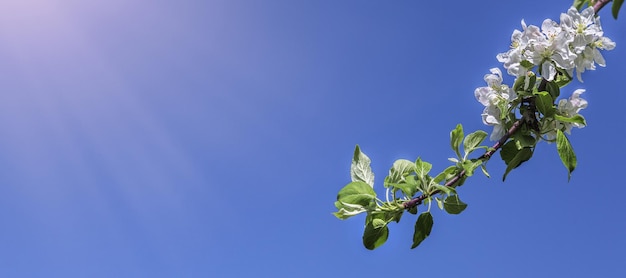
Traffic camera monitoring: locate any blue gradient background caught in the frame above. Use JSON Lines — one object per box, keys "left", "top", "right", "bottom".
{"left": 0, "top": 0, "right": 624, "bottom": 277}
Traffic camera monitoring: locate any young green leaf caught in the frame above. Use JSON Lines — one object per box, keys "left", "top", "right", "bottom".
{"left": 336, "top": 181, "right": 377, "bottom": 207}
{"left": 520, "top": 60, "right": 534, "bottom": 70}
{"left": 415, "top": 158, "right": 432, "bottom": 179}
{"left": 372, "top": 218, "right": 386, "bottom": 229}
{"left": 333, "top": 204, "right": 367, "bottom": 220}
{"left": 613, "top": 0, "right": 624, "bottom": 19}
{"left": 480, "top": 164, "right": 490, "bottom": 178}
{"left": 443, "top": 195, "right": 468, "bottom": 214}
{"left": 363, "top": 217, "right": 389, "bottom": 250}
{"left": 433, "top": 166, "right": 458, "bottom": 183}
{"left": 463, "top": 130, "right": 488, "bottom": 156}
{"left": 411, "top": 212, "right": 434, "bottom": 249}
{"left": 573, "top": 0, "right": 585, "bottom": 10}
{"left": 534, "top": 91, "right": 556, "bottom": 117}
{"left": 556, "top": 130, "right": 577, "bottom": 181}
{"left": 435, "top": 197, "right": 444, "bottom": 210}
{"left": 513, "top": 75, "right": 526, "bottom": 92}
{"left": 554, "top": 114, "right": 587, "bottom": 126}
{"left": 351, "top": 145, "right": 375, "bottom": 187}
{"left": 388, "top": 175, "right": 419, "bottom": 197}
{"left": 385, "top": 159, "right": 416, "bottom": 190}
{"left": 450, "top": 124, "right": 464, "bottom": 159}
{"left": 462, "top": 159, "right": 483, "bottom": 177}
{"left": 555, "top": 68, "right": 572, "bottom": 87}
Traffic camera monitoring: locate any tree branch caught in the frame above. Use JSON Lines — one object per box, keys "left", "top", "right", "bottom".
{"left": 403, "top": 79, "right": 548, "bottom": 209}
{"left": 593, "top": 0, "right": 612, "bottom": 13}
{"left": 402, "top": 119, "right": 522, "bottom": 209}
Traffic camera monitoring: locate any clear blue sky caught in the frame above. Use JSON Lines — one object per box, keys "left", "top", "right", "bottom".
{"left": 0, "top": 0, "right": 624, "bottom": 277}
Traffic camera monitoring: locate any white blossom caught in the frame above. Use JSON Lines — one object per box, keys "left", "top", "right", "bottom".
{"left": 474, "top": 68, "right": 516, "bottom": 140}
{"left": 557, "top": 89, "right": 587, "bottom": 132}
{"left": 543, "top": 89, "right": 588, "bottom": 140}
{"left": 497, "top": 6, "right": 614, "bottom": 82}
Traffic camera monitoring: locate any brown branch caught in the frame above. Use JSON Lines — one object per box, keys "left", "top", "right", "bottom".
{"left": 402, "top": 119, "right": 522, "bottom": 209}
{"left": 403, "top": 79, "right": 548, "bottom": 209}
{"left": 593, "top": 0, "right": 612, "bottom": 13}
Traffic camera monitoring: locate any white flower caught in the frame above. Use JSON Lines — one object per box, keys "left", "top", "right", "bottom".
{"left": 481, "top": 105, "right": 507, "bottom": 141}
{"left": 559, "top": 6, "right": 615, "bottom": 81}
{"left": 527, "top": 20, "right": 576, "bottom": 80}
{"left": 560, "top": 7, "right": 600, "bottom": 53}
{"left": 497, "top": 6, "right": 615, "bottom": 82}
{"left": 557, "top": 89, "right": 587, "bottom": 124}
{"left": 496, "top": 20, "right": 542, "bottom": 77}
{"left": 543, "top": 89, "right": 588, "bottom": 140}
{"left": 475, "top": 68, "right": 516, "bottom": 140}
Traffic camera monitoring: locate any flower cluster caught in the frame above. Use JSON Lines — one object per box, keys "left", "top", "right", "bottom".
{"left": 475, "top": 6, "right": 615, "bottom": 141}
{"left": 497, "top": 6, "right": 615, "bottom": 82}
{"left": 474, "top": 68, "right": 516, "bottom": 141}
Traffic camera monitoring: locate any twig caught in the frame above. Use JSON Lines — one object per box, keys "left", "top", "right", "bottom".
{"left": 593, "top": 0, "right": 612, "bottom": 12}
{"left": 403, "top": 79, "right": 548, "bottom": 209}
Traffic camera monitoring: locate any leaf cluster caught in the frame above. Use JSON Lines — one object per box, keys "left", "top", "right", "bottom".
{"left": 334, "top": 124, "right": 487, "bottom": 249}
{"left": 502, "top": 72, "right": 579, "bottom": 181}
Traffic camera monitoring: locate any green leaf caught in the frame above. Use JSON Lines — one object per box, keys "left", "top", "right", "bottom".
{"left": 435, "top": 197, "right": 444, "bottom": 210}
{"left": 520, "top": 60, "right": 534, "bottom": 69}
{"left": 480, "top": 164, "right": 490, "bottom": 178}
{"left": 533, "top": 91, "right": 555, "bottom": 117}
{"left": 411, "top": 212, "right": 433, "bottom": 249}
{"left": 513, "top": 133, "right": 537, "bottom": 148}
{"left": 545, "top": 81, "right": 560, "bottom": 99}
{"left": 450, "top": 124, "right": 464, "bottom": 159}
{"left": 443, "top": 195, "right": 468, "bottom": 214}
{"left": 554, "top": 68, "right": 572, "bottom": 87}
{"left": 433, "top": 166, "right": 458, "bottom": 183}
{"left": 555, "top": 114, "right": 586, "bottom": 126}
{"left": 499, "top": 141, "right": 517, "bottom": 165}
{"left": 336, "top": 181, "right": 377, "bottom": 208}
{"left": 463, "top": 130, "right": 488, "bottom": 156}
{"left": 573, "top": 0, "right": 585, "bottom": 10}
{"left": 415, "top": 158, "right": 432, "bottom": 179}
{"left": 408, "top": 205, "right": 418, "bottom": 215}
{"left": 513, "top": 75, "right": 525, "bottom": 92}
{"left": 462, "top": 159, "right": 483, "bottom": 177}
{"left": 384, "top": 210, "right": 403, "bottom": 224}
{"left": 514, "top": 72, "right": 536, "bottom": 93}
{"left": 556, "top": 130, "right": 577, "bottom": 181}
{"left": 504, "top": 148, "right": 533, "bottom": 181}
{"left": 385, "top": 159, "right": 416, "bottom": 190}
{"left": 351, "top": 145, "right": 375, "bottom": 187}
{"left": 613, "top": 0, "right": 624, "bottom": 19}
{"left": 333, "top": 204, "right": 367, "bottom": 220}
{"left": 500, "top": 141, "right": 533, "bottom": 181}
{"left": 372, "top": 218, "right": 386, "bottom": 229}
{"left": 363, "top": 217, "right": 389, "bottom": 250}
{"left": 432, "top": 184, "right": 455, "bottom": 196}
{"left": 388, "top": 175, "right": 419, "bottom": 197}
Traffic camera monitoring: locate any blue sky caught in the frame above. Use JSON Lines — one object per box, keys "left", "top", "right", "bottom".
{"left": 0, "top": 0, "right": 625, "bottom": 277}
